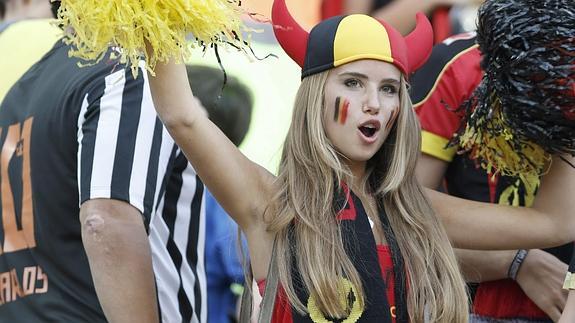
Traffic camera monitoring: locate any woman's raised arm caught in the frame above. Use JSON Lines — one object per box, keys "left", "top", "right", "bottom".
{"left": 430, "top": 155, "right": 575, "bottom": 250}
{"left": 148, "top": 60, "right": 274, "bottom": 230}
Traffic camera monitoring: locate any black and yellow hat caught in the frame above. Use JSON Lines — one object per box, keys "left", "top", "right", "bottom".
{"left": 272, "top": 0, "right": 433, "bottom": 78}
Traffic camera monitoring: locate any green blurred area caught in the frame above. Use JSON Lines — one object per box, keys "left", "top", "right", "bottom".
{"left": 187, "top": 27, "right": 301, "bottom": 175}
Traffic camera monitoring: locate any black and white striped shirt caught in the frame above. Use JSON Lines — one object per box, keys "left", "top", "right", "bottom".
{"left": 0, "top": 40, "right": 206, "bottom": 322}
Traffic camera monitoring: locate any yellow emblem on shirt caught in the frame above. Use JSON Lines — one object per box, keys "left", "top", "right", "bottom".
{"left": 307, "top": 277, "right": 363, "bottom": 323}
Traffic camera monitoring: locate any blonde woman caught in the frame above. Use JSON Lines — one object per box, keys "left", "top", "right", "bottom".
{"left": 146, "top": 0, "right": 575, "bottom": 321}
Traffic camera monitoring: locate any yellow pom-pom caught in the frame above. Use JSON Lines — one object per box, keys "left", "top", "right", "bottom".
{"left": 55, "top": 0, "right": 247, "bottom": 77}
{"left": 457, "top": 106, "right": 551, "bottom": 178}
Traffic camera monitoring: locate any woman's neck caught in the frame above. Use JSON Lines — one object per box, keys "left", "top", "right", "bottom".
{"left": 347, "top": 160, "right": 367, "bottom": 193}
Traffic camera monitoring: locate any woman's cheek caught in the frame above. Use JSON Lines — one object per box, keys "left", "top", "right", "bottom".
{"left": 385, "top": 106, "right": 399, "bottom": 131}
{"left": 333, "top": 96, "right": 350, "bottom": 125}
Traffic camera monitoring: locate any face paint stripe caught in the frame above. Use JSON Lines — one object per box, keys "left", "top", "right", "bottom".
{"left": 334, "top": 97, "right": 341, "bottom": 122}
{"left": 339, "top": 99, "right": 349, "bottom": 124}
{"left": 386, "top": 108, "right": 399, "bottom": 130}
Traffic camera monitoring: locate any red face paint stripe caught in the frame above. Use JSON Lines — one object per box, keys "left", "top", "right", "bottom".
{"left": 334, "top": 97, "right": 341, "bottom": 122}
{"left": 386, "top": 107, "right": 399, "bottom": 130}
{"left": 339, "top": 99, "right": 349, "bottom": 124}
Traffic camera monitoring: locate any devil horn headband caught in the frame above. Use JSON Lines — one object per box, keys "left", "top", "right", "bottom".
{"left": 272, "top": 0, "right": 433, "bottom": 76}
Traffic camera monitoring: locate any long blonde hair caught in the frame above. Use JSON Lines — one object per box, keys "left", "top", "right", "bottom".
{"left": 266, "top": 70, "right": 469, "bottom": 322}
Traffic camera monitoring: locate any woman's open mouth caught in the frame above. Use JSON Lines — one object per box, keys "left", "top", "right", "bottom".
{"left": 357, "top": 120, "right": 381, "bottom": 143}
{"left": 359, "top": 125, "right": 377, "bottom": 137}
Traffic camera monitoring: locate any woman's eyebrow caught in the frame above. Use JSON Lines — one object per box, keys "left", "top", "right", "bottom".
{"left": 337, "top": 72, "right": 368, "bottom": 79}
{"left": 338, "top": 72, "right": 400, "bottom": 85}
{"left": 380, "top": 78, "right": 400, "bottom": 85}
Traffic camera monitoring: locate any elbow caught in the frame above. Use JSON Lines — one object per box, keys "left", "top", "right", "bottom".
{"left": 159, "top": 113, "right": 192, "bottom": 130}
{"left": 81, "top": 211, "right": 131, "bottom": 245}
{"left": 155, "top": 96, "right": 205, "bottom": 132}
{"left": 80, "top": 200, "right": 148, "bottom": 258}
{"left": 81, "top": 212, "right": 124, "bottom": 254}
{"left": 82, "top": 212, "right": 107, "bottom": 242}
{"left": 159, "top": 110, "right": 198, "bottom": 134}
{"left": 539, "top": 210, "right": 575, "bottom": 248}
{"left": 554, "top": 216, "right": 575, "bottom": 246}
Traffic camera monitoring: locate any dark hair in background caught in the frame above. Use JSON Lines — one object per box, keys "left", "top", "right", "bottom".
{"left": 0, "top": 0, "right": 6, "bottom": 19}
{"left": 50, "top": 0, "right": 59, "bottom": 18}
{"left": 186, "top": 65, "right": 253, "bottom": 147}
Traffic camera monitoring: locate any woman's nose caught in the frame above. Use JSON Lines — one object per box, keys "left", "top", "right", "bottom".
{"left": 362, "top": 88, "right": 381, "bottom": 114}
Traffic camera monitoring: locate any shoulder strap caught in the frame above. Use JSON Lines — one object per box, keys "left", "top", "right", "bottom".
{"left": 239, "top": 237, "right": 279, "bottom": 323}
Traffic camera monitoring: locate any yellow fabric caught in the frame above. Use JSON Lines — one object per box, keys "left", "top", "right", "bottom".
{"left": 307, "top": 277, "right": 363, "bottom": 323}
{"left": 421, "top": 130, "right": 456, "bottom": 162}
{"left": 333, "top": 15, "right": 394, "bottom": 68}
{"left": 0, "top": 19, "right": 61, "bottom": 104}
{"left": 56, "top": 0, "right": 248, "bottom": 77}
{"left": 457, "top": 100, "right": 550, "bottom": 177}
{"left": 564, "top": 272, "right": 575, "bottom": 290}
{"left": 498, "top": 173, "right": 539, "bottom": 207}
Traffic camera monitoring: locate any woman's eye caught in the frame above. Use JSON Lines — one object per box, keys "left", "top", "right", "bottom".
{"left": 344, "top": 79, "right": 361, "bottom": 88}
{"left": 381, "top": 85, "right": 398, "bottom": 94}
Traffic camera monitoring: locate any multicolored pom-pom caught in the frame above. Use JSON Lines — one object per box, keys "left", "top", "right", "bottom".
{"left": 453, "top": 0, "right": 575, "bottom": 177}
{"left": 54, "top": 0, "right": 248, "bottom": 77}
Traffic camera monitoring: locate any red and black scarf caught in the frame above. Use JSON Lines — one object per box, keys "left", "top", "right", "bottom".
{"left": 287, "top": 186, "right": 408, "bottom": 322}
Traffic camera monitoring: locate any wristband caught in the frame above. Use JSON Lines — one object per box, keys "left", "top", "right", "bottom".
{"left": 507, "top": 249, "right": 529, "bottom": 281}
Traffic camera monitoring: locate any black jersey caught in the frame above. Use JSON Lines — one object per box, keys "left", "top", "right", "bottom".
{"left": 0, "top": 40, "right": 206, "bottom": 322}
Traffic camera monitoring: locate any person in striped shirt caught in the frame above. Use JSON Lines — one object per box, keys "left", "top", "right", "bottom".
{"left": 0, "top": 2, "right": 207, "bottom": 322}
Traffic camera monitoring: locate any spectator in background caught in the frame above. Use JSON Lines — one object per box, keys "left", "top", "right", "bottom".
{"left": 412, "top": 30, "right": 571, "bottom": 323}
{"left": 186, "top": 65, "right": 254, "bottom": 323}
{"left": 0, "top": 1, "right": 208, "bottom": 321}
{"left": 0, "top": 0, "right": 57, "bottom": 101}
{"left": 187, "top": 65, "right": 253, "bottom": 146}
{"left": 0, "top": 0, "right": 52, "bottom": 30}
{"left": 321, "top": 0, "right": 483, "bottom": 43}
{"left": 412, "top": 0, "right": 574, "bottom": 321}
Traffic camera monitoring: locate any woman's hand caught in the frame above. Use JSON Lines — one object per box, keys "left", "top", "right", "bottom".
{"left": 515, "top": 249, "right": 568, "bottom": 322}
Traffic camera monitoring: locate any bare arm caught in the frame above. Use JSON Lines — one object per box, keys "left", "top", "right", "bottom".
{"left": 459, "top": 249, "right": 568, "bottom": 321}
{"left": 364, "top": 0, "right": 436, "bottom": 34}
{"left": 416, "top": 154, "right": 520, "bottom": 280}
{"left": 343, "top": 0, "right": 374, "bottom": 15}
{"left": 343, "top": 0, "right": 481, "bottom": 34}
{"left": 456, "top": 249, "right": 514, "bottom": 282}
{"left": 415, "top": 152, "right": 447, "bottom": 189}
{"left": 416, "top": 154, "right": 515, "bottom": 279}
{"left": 514, "top": 250, "right": 568, "bottom": 321}
{"left": 148, "top": 60, "right": 274, "bottom": 231}
{"left": 81, "top": 199, "right": 158, "bottom": 323}
{"left": 418, "top": 152, "right": 569, "bottom": 319}
{"left": 418, "top": 150, "right": 569, "bottom": 316}
{"left": 559, "top": 291, "right": 575, "bottom": 323}
{"left": 430, "top": 155, "right": 575, "bottom": 250}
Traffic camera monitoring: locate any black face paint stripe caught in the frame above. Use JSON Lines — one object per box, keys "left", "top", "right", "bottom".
{"left": 334, "top": 96, "right": 341, "bottom": 122}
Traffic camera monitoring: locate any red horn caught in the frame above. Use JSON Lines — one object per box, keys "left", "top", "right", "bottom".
{"left": 404, "top": 13, "right": 433, "bottom": 73}
{"left": 272, "top": 0, "right": 309, "bottom": 67}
